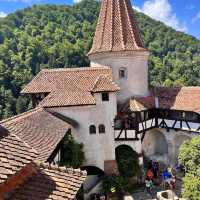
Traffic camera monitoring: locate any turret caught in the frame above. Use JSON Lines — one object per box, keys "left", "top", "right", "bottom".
{"left": 88, "top": 0, "right": 150, "bottom": 103}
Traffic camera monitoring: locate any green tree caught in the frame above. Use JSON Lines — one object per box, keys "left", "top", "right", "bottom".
{"left": 115, "top": 145, "right": 141, "bottom": 178}
{"left": 60, "top": 134, "right": 85, "bottom": 168}
{"left": 0, "top": 0, "right": 199, "bottom": 119}
{"left": 179, "top": 137, "right": 200, "bottom": 200}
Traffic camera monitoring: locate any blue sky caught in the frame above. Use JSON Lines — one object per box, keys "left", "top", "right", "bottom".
{"left": 0, "top": 0, "right": 200, "bottom": 39}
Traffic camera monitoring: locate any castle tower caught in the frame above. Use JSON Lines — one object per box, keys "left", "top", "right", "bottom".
{"left": 88, "top": 0, "right": 150, "bottom": 103}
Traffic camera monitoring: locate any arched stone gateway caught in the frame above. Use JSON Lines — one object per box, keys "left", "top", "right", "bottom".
{"left": 142, "top": 129, "right": 169, "bottom": 164}
{"left": 81, "top": 165, "right": 105, "bottom": 199}
{"left": 80, "top": 165, "right": 105, "bottom": 176}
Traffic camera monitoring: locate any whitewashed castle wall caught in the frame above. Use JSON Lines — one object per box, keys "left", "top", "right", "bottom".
{"left": 47, "top": 92, "right": 117, "bottom": 170}
{"left": 90, "top": 52, "right": 149, "bottom": 103}
{"left": 143, "top": 128, "right": 194, "bottom": 165}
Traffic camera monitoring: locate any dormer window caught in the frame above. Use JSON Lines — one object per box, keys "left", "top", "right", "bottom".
{"left": 102, "top": 92, "right": 109, "bottom": 101}
{"left": 119, "top": 67, "right": 127, "bottom": 79}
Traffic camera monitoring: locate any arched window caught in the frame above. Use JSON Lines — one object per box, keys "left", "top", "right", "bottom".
{"left": 99, "top": 124, "right": 105, "bottom": 134}
{"left": 119, "top": 67, "right": 127, "bottom": 79}
{"left": 89, "top": 125, "right": 96, "bottom": 134}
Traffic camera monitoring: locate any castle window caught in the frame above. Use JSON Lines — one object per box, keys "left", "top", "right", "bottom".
{"left": 102, "top": 92, "right": 109, "bottom": 101}
{"left": 89, "top": 125, "right": 96, "bottom": 134}
{"left": 99, "top": 124, "right": 105, "bottom": 134}
{"left": 119, "top": 67, "right": 127, "bottom": 79}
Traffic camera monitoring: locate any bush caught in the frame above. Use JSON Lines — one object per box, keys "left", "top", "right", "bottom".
{"left": 179, "top": 136, "right": 200, "bottom": 200}
{"left": 115, "top": 145, "right": 141, "bottom": 178}
{"left": 103, "top": 176, "right": 129, "bottom": 193}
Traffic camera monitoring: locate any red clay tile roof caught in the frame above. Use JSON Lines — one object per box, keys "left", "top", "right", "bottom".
{"left": 4, "top": 162, "right": 87, "bottom": 200}
{"left": 126, "top": 87, "right": 200, "bottom": 113}
{"left": 0, "top": 108, "right": 70, "bottom": 161}
{"left": 22, "top": 67, "right": 113, "bottom": 94}
{"left": 129, "top": 96, "right": 155, "bottom": 111}
{"left": 39, "top": 75, "right": 120, "bottom": 108}
{"left": 155, "top": 87, "right": 200, "bottom": 113}
{"left": 40, "top": 90, "right": 96, "bottom": 108}
{"left": 0, "top": 132, "right": 38, "bottom": 184}
{"left": 88, "top": 0, "right": 147, "bottom": 57}
{"left": 92, "top": 75, "right": 120, "bottom": 92}
{"left": 21, "top": 66, "right": 120, "bottom": 107}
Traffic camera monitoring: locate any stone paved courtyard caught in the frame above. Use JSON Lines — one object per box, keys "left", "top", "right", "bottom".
{"left": 132, "top": 178, "right": 183, "bottom": 200}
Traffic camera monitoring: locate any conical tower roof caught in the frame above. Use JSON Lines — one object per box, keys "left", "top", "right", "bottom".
{"left": 88, "top": 0, "right": 147, "bottom": 57}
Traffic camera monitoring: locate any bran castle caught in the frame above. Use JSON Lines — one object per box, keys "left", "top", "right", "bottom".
{"left": 3, "top": 0, "right": 200, "bottom": 177}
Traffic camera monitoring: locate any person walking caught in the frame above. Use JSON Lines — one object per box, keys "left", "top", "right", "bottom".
{"left": 145, "top": 177, "right": 154, "bottom": 198}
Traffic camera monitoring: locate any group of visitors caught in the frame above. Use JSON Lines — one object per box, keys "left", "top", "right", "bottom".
{"left": 145, "top": 160, "right": 177, "bottom": 197}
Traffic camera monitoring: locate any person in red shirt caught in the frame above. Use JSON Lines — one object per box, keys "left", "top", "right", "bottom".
{"left": 147, "top": 168, "right": 154, "bottom": 180}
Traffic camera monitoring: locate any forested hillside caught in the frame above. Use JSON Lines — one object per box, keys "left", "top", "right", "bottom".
{"left": 0, "top": 0, "right": 200, "bottom": 119}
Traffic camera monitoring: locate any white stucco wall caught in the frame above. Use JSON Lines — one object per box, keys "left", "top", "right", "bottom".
{"left": 90, "top": 52, "right": 149, "bottom": 103}
{"left": 143, "top": 128, "right": 195, "bottom": 165}
{"left": 47, "top": 92, "right": 117, "bottom": 170}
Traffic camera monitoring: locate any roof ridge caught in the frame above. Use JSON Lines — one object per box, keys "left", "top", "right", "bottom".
{"left": 91, "top": 75, "right": 105, "bottom": 91}
{"left": 0, "top": 107, "right": 44, "bottom": 124}
{"left": 91, "top": 74, "right": 118, "bottom": 92}
{"left": 91, "top": 74, "right": 112, "bottom": 91}
{"left": 35, "top": 161, "right": 87, "bottom": 176}
{"left": 41, "top": 66, "right": 111, "bottom": 72}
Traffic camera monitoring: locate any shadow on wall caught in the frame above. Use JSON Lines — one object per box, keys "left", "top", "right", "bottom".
{"left": 173, "top": 134, "right": 191, "bottom": 164}
{"left": 142, "top": 129, "right": 169, "bottom": 164}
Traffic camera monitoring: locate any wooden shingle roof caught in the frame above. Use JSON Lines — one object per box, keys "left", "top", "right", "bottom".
{"left": 22, "top": 67, "right": 113, "bottom": 94}
{"left": 4, "top": 162, "right": 87, "bottom": 200}
{"left": 0, "top": 133, "right": 38, "bottom": 184}
{"left": 0, "top": 132, "right": 86, "bottom": 200}
{"left": 155, "top": 87, "right": 200, "bottom": 113}
{"left": 39, "top": 90, "right": 96, "bottom": 108}
{"left": 92, "top": 75, "right": 120, "bottom": 92}
{"left": 88, "top": 0, "right": 147, "bottom": 57}
{"left": 0, "top": 108, "right": 70, "bottom": 161}
{"left": 22, "top": 66, "right": 120, "bottom": 107}
{"left": 122, "top": 87, "right": 200, "bottom": 113}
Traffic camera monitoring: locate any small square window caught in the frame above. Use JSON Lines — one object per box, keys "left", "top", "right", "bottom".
{"left": 119, "top": 67, "right": 127, "bottom": 79}
{"left": 102, "top": 92, "right": 109, "bottom": 101}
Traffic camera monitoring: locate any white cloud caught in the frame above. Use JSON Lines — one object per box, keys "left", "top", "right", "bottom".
{"left": 192, "top": 12, "right": 200, "bottom": 23}
{"left": 133, "top": 5, "right": 141, "bottom": 12}
{"left": 0, "top": 11, "right": 7, "bottom": 18}
{"left": 134, "top": 0, "right": 187, "bottom": 32}
{"left": 73, "top": 0, "right": 82, "bottom": 3}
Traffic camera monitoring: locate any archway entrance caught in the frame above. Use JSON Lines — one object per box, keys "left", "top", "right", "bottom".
{"left": 80, "top": 166, "right": 105, "bottom": 199}
{"left": 115, "top": 145, "right": 140, "bottom": 177}
{"left": 80, "top": 165, "right": 104, "bottom": 177}
{"left": 142, "top": 130, "right": 168, "bottom": 164}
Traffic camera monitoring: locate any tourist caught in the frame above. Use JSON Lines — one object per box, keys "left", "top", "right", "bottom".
{"left": 152, "top": 161, "right": 159, "bottom": 178}
{"left": 146, "top": 168, "right": 154, "bottom": 180}
{"left": 162, "top": 168, "right": 176, "bottom": 190}
{"left": 145, "top": 177, "right": 154, "bottom": 198}
{"left": 162, "top": 169, "right": 170, "bottom": 189}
